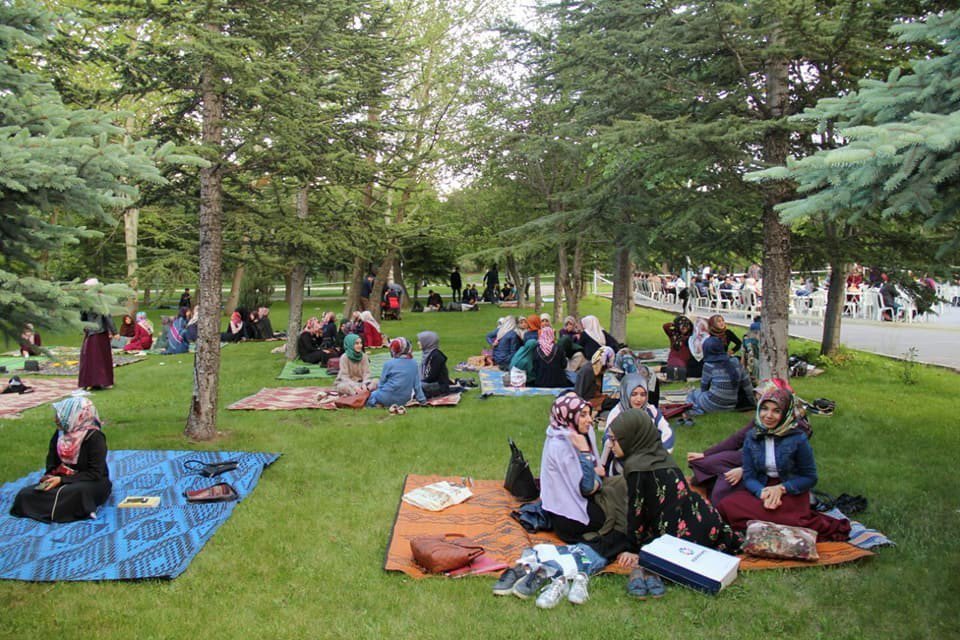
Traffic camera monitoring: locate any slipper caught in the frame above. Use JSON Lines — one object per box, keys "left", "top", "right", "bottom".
{"left": 388, "top": 405, "right": 399, "bottom": 414}
{"left": 627, "top": 568, "right": 648, "bottom": 600}
{"left": 644, "top": 573, "right": 666, "bottom": 598}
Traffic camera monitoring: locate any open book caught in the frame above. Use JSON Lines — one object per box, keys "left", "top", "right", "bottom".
{"left": 401, "top": 481, "right": 472, "bottom": 512}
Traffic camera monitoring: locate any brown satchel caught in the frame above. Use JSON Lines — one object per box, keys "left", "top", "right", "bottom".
{"left": 409, "top": 533, "right": 484, "bottom": 574}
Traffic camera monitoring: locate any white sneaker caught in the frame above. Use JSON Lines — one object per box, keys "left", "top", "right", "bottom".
{"left": 535, "top": 577, "right": 569, "bottom": 609}
{"left": 568, "top": 572, "right": 589, "bottom": 604}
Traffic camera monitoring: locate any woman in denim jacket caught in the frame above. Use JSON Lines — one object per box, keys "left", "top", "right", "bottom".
{"left": 716, "top": 386, "right": 851, "bottom": 541}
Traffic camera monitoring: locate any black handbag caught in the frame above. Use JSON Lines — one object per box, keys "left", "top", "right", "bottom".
{"left": 504, "top": 438, "right": 539, "bottom": 502}
{"left": 184, "top": 459, "right": 239, "bottom": 478}
{"left": 664, "top": 365, "right": 687, "bottom": 381}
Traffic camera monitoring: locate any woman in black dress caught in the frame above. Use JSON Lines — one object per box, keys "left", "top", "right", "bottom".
{"left": 11, "top": 397, "right": 112, "bottom": 523}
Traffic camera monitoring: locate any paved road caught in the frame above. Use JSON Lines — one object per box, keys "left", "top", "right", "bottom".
{"left": 631, "top": 297, "right": 960, "bottom": 371}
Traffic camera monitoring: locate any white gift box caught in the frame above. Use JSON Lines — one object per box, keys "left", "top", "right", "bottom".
{"left": 639, "top": 534, "right": 740, "bottom": 594}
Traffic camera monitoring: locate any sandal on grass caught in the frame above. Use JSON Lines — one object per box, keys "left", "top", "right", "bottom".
{"left": 644, "top": 573, "right": 666, "bottom": 598}
{"left": 627, "top": 568, "right": 648, "bottom": 599}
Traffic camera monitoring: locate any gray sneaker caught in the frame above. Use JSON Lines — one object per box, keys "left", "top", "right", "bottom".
{"left": 512, "top": 567, "right": 551, "bottom": 599}
{"left": 535, "top": 577, "right": 570, "bottom": 609}
{"left": 492, "top": 564, "right": 527, "bottom": 596}
{"left": 567, "top": 572, "right": 589, "bottom": 605}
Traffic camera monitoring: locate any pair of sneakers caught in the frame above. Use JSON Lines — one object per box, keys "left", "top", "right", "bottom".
{"left": 492, "top": 565, "right": 589, "bottom": 606}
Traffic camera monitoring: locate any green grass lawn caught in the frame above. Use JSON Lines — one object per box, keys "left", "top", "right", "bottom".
{"left": 1, "top": 297, "right": 958, "bottom": 639}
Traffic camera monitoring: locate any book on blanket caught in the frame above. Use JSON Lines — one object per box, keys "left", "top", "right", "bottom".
{"left": 640, "top": 534, "right": 740, "bottom": 594}
{"left": 402, "top": 481, "right": 473, "bottom": 511}
{"left": 118, "top": 496, "right": 161, "bottom": 508}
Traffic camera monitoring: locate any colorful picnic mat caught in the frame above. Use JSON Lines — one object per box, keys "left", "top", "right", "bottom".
{"left": 0, "top": 449, "right": 279, "bottom": 581}
{"left": 227, "top": 386, "right": 461, "bottom": 411}
{"left": 24, "top": 354, "right": 145, "bottom": 377}
{"left": 0, "top": 378, "right": 78, "bottom": 419}
{"left": 277, "top": 351, "right": 423, "bottom": 380}
{"left": 477, "top": 369, "right": 620, "bottom": 397}
{"left": 385, "top": 475, "right": 874, "bottom": 579}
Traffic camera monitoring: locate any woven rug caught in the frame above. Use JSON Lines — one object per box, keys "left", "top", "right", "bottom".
{"left": 384, "top": 475, "right": 874, "bottom": 579}
{"left": 25, "top": 354, "right": 145, "bottom": 377}
{"left": 0, "top": 378, "right": 78, "bottom": 419}
{"left": 227, "top": 386, "right": 461, "bottom": 411}
{"left": 0, "top": 449, "right": 279, "bottom": 581}
{"left": 277, "top": 351, "right": 423, "bottom": 380}
{"left": 477, "top": 369, "right": 619, "bottom": 397}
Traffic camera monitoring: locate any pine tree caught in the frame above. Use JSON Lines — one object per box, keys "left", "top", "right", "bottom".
{"left": 0, "top": 2, "right": 173, "bottom": 342}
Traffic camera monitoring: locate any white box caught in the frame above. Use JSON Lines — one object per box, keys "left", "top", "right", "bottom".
{"left": 639, "top": 534, "right": 740, "bottom": 594}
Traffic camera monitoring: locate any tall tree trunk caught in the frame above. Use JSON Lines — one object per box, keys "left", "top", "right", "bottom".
{"left": 286, "top": 187, "right": 310, "bottom": 360}
{"left": 371, "top": 249, "right": 397, "bottom": 321}
{"left": 185, "top": 54, "right": 224, "bottom": 442}
{"left": 534, "top": 274, "right": 542, "bottom": 313}
{"left": 284, "top": 271, "right": 292, "bottom": 304}
{"left": 506, "top": 254, "right": 524, "bottom": 307}
{"left": 610, "top": 245, "right": 631, "bottom": 344}
{"left": 392, "top": 254, "right": 410, "bottom": 307}
{"left": 552, "top": 271, "right": 562, "bottom": 323}
{"left": 558, "top": 243, "right": 579, "bottom": 319}
{"left": 821, "top": 259, "right": 848, "bottom": 357}
{"left": 758, "top": 36, "right": 792, "bottom": 381}
{"left": 124, "top": 207, "right": 139, "bottom": 313}
{"left": 225, "top": 263, "right": 245, "bottom": 313}
{"left": 344, "top": 256, "right": 366, "bottom": 316}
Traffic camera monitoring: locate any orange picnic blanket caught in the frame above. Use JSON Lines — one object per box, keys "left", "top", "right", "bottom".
{"left": 385, "top": 475, "right": 873, "bottom": 578}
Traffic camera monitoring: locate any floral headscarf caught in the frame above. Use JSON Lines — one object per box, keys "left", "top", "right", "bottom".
{"left": 753, "top": 386, "right": 801, "bottom": 438}
{"left": 591, "top": 345, "right": 615, "bottom": 375}
{"left": 689, "top": 317, "right": 709, "bottom": 361}
{"left": 671, "top": 315, "right": 693, "bottom": 351}
{"left": 53, "top": 396, "right": 102, "bottom": 465}
{"left": 389, "top": 337, "right": 413, "bottom": 358}
{"left": 304, "top": 316, "right": 321, "bottom": 334}
{"left": 135, "top": 311, "right": 154, "bottom": 335}
{"left": 754, "top": 379, "right": 810, "bottom": 437}
{"left": 538, "top": 326, "right": 556, "bottom": 358}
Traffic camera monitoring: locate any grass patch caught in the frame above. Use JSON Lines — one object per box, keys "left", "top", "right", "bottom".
{"left": 1, "top": 297, "right": 958, "bottom": 639}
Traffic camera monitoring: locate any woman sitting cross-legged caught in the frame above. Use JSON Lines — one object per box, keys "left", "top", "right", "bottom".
{"left": 574, "top": 346, "right": 616, "bottom": 411}
{"left": 163, "top": 307, "right": 190, "bottom": 355}
{"left": 358, "top": 310, "right": 385, "bottom": 348}
{"left": 221, "top": 310, "right": 245, "bottom": 343}
{"left": 577, "top": 315, "right": 621, "bottom": 361}
{"left": 10, "top": 397, "right": 112, "bottom": 523}
{"left": 111, "top": 314, "right": 136, "bottom": 349}
{"left": 334, "top": 333, "right": 377, "bottom": 396}
{"left": 123, "top": 312, "right": 153, "bottom": 352}
{"left": 686, "top": 336, "right": 754, "bottom": 415}
{"left": 715, "top": 385, "right": 851, "bottom": 541}
{"left": 366, "top": 337, "right": 426, "bottom": 408}
{"left": 688, "top": 378, "right": 805, "bottom": 505}
{"left": 608, "top": 409, "right": 742, "bottom": 598}
{"left": 417, "top": 331, "right": 465, "bottom": 398}
{"left": 297, "top": 317, "right": 333, "bottom": 365}
{"left": 532, "top": 327, "right": 571, "bottom": 388}
{"left": 540, "top": 393, "right": 607, "bottom": 543}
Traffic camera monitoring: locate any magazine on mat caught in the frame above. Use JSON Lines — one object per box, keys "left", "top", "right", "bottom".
{"left": 402, "top": 481, "right": 473, "bottom": 511}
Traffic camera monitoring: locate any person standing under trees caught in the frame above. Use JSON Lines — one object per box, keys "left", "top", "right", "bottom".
{"left": 483, "top": 264, "right": 500, "bottom": 303}
{"left": 78, "top": 281, "right": 115, "bottom": 391}
{"left": 450, "top": 266, "right": 462, "bottom": 303}
{"left": 179, "top": 288, "right": 192, "bottom": 309}
{"left": 359, "top": 273, "right": 375, "bottom": 312}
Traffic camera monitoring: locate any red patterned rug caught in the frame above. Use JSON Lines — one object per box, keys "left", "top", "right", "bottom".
{"left": 0, "top": 378, "right": 79, "bottom": 419}
{"left": 227, "top": 387, "right": 461, "bottom": 411}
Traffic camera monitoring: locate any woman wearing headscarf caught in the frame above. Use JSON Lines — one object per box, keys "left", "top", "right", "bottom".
{"left": 508, "top": 339, "right": 539, "bottom": 387}
{"left": 221, "top": 309, "right": 245, "bottom": 343}
{"left": 686, "top": 316, "right": 710, "bottom": 378}
{"left": 10, "top": 397, "right": 112, "bottom": 523}
{"left": 663, "top": 315, "right": 694, "bottom": 371}
{"left": 320, "top": 311, "right": 339, "bottom": 348}
{"left": 243, "top": 308, "right": 261, "bottom": 340}
{"left": 123, "top": 312, "right": 154, "bottom": 352}
{"left": 358, "top": 310, "right": 385, "bottom": 348}
{"left": 532, "top": 326, "right": 570, "bottom": 388}
{"left": 608, "top": 410, "right": 742, "bottom": 596}
{"left": 184, "top": 307, "right": 199, "bottom": 343}
{"left": 540, "top": 393, "right": 606, "bottom": 543}
{"left": 485, "top": 316, "right": 522, "bottom": 370}
{"left": 707, "top": 314, "right": 742, "bottom": 354}
{"left": 164, "top": 307, "right": 190, "bottom": 354}
{"left": 367, "top": 337, "right": 426, "bottom": 407}
{"left": 577, "top": 316, "right": 621, "bottom": 361}
{"left": 296, "top": 317, "right": 326, "bottom": 364}
{"left": 716, "top": 386, "right": 851, "bottom": 540}
{"left": 575, "top": 346, "right": 615, "bottom": 406}
{"left": 602, "top": 374, "right": 675, "bottom": 477}
{"left": 688, "top": 379, "right": 808, "bottom": 505}
{"left": 78, "top": 299, "right": 116, "bottom": 390}
{"left": 522, "top": 314, "right": 541, "bottom": 342}
{"left": 686, "top": 336, "right": 754, "bottom": 415}
{"left": 418, "top": 331, "right": 463, "bottom": 398}
{"left": 19, "top": 323, "right": 42, "bottom": 357}
{"left": 256, "top": 307, "right": 274, "bottom": 339}
{"left": 334, "top": 334, "right": 377, "bottom": 395}
{"left": 111, "top": 314, "right": 136, "bottom": 348}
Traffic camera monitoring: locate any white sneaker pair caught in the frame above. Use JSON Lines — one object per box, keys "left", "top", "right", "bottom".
{"left": 535, "top": 573, "right": 589, "bottom": 608}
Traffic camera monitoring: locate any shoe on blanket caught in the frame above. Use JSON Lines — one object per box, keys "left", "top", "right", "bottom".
{"left": 513, "top": 567, "right": 551, "bottom": 599}
{"left": 536, "top": 577, "right": 569, "bottom": 609}
{"left": 568, "top": 572, "right": 590, "bottom": 605}
{"left": 627, "top": 568, "right": 648, "bottom": 599}
{"left": 493, "top": 565, "right": 527, "bottom": 596}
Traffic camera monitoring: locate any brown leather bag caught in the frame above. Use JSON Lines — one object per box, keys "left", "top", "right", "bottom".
{"left": 409, "top": 533, "right": 484, "bottom": 574}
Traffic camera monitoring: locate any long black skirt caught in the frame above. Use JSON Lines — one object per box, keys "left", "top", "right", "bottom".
{"left": 78, "top": 332, "right": 114, "bottom": 388}
{"left": 11, "top": 479, "right": 113, "bottom": 523}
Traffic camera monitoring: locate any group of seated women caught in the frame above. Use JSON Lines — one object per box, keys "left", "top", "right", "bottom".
{"left": 221, "top": 307, "right": 276, "bottom": 343}
{"left": 111, "top": 312, "right": 155, "bottom": 352}
{"left": 362, "top": 334, "right": 466, "bottom": 407}
{"left": 501, "top": 376, "right": 850, "bottom": 601}
{"left": 296, "top": 310, "right": 385, "bottom": 366}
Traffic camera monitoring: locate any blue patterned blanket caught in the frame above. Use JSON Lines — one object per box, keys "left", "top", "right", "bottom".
{"left": 0, "top": 449, "right": 279, "bottom": 581}
{"left": 478, "top": 369, "right": 620, "bottom": 397}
